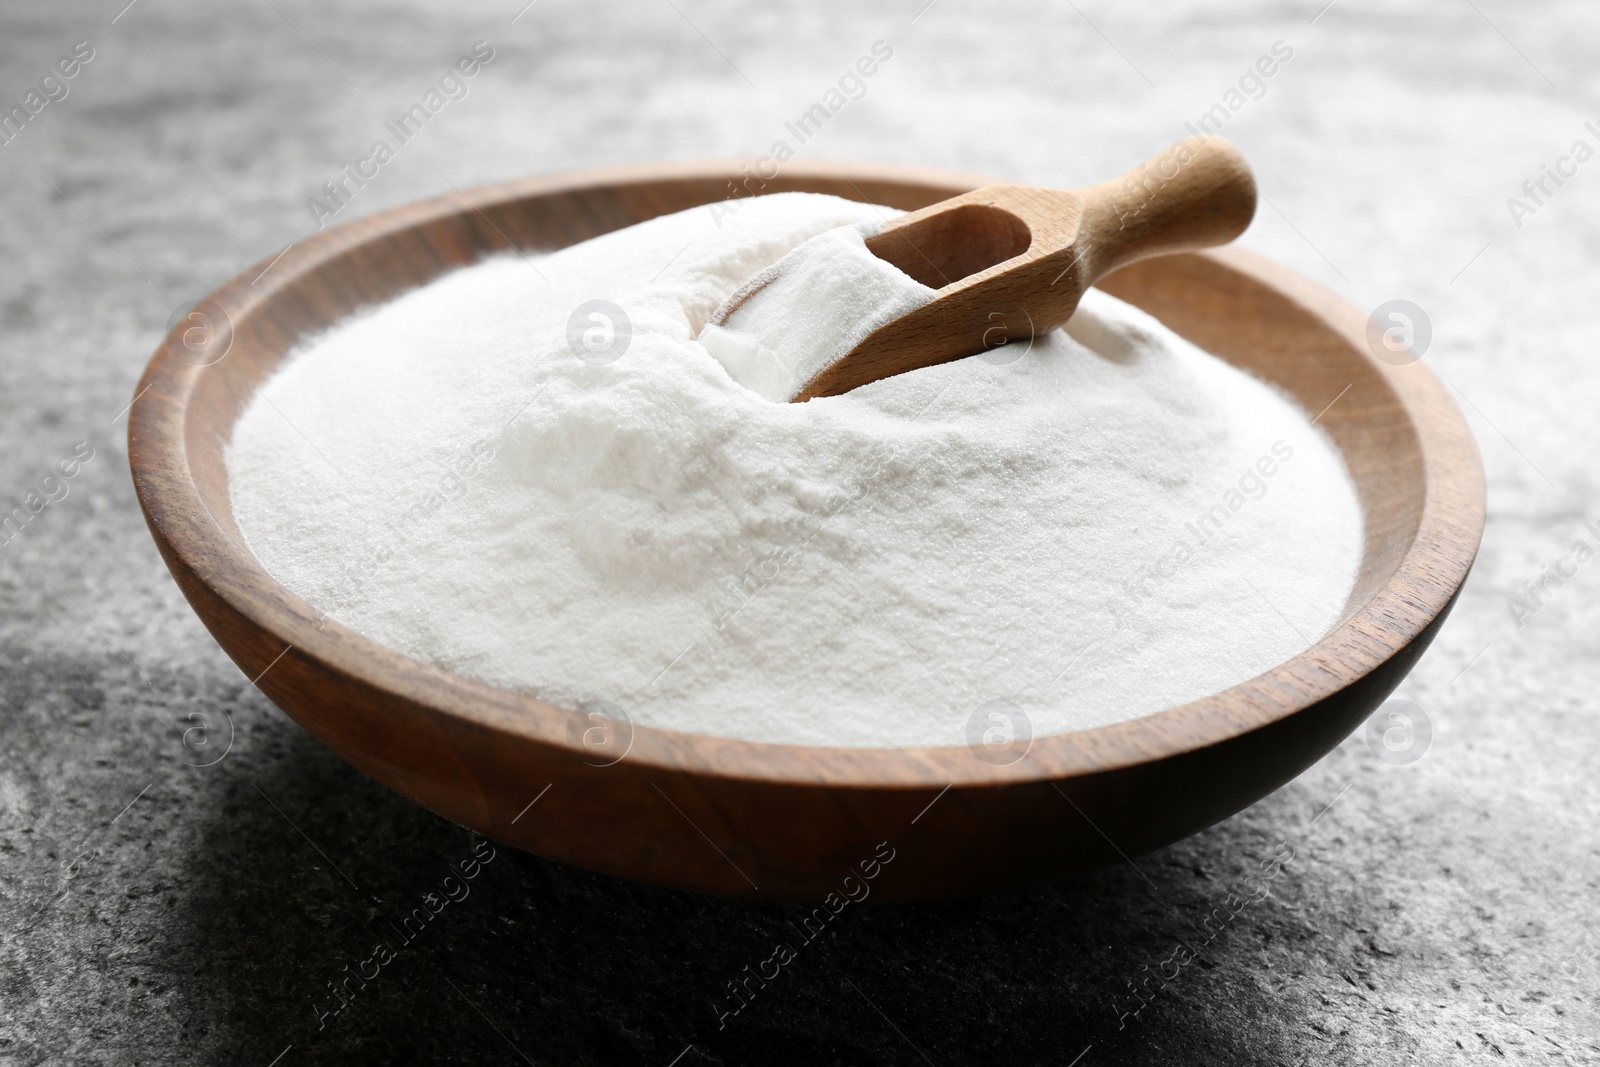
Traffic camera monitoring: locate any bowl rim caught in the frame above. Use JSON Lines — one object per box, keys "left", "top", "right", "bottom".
{"left": 129, "top": 158, "right": 1486, "bottom": 791}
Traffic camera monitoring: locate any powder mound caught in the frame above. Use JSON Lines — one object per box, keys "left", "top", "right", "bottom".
{"left": 698, "top": 222, "right": 936, "bottom": 401}
{"left": 228, "top": 191, "right": 1363, "bottom": 749}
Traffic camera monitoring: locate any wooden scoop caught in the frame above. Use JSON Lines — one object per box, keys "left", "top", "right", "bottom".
{"left": 713, "top": 136, "right": 1258, "bottom": 402}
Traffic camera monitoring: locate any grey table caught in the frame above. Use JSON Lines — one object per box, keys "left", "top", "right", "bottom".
{"left": 2, "top": 1, "right": 1594, "bottom": 1063}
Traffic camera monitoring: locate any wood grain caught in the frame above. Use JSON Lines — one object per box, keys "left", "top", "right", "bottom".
{"left": 790, "top": 136, "right": 1257, "bottom": 400}
{"left": 127, "top": 158, "right": 1485, "bottom": 902}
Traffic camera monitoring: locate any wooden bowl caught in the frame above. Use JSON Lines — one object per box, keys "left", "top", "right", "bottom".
{"left": 129, "top": 161, "right": 1484, "bottom": 902}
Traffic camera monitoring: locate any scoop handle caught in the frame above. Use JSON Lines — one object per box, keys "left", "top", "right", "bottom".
{"left": 792, "top": 138, "right": 1257, "bottom": 401}
{"left": 1070, "top": 135, "right": 1257, "bottom": 284}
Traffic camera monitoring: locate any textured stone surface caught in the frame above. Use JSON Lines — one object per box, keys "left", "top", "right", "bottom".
{"left": 1, "top": 1, "right": 1596, "bottom": 1063}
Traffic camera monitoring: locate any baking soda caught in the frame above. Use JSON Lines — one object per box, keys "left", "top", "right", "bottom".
{"left": 228, "top": 192, "right": 1362, "bottom": 748}
{"left": 699, "top": 222, "right": 934, "bottom": 401}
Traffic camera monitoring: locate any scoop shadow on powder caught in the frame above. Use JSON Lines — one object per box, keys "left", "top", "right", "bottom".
{"left": 1063, "top": 301, "right": 1158, "bottom": 365}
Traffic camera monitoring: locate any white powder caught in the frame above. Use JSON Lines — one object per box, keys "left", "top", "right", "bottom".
{"left": 228, "top": 192, "right": 1363, "bottom": 749}
{"left": 699, "top": 222, "right": 935, "bottom": 401}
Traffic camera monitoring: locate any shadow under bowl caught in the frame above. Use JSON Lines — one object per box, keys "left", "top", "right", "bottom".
{"left": 128, "top": 160, "right": 1485, "bottom": 902}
